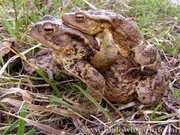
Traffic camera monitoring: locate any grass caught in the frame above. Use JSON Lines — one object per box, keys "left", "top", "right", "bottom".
{"left": 0, "top": 0, "right": 179, "bottom": 134}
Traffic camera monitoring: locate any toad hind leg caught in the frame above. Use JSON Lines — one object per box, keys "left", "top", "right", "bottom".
{"left": 135, "top": 69, "right": 166, "bottom": 105}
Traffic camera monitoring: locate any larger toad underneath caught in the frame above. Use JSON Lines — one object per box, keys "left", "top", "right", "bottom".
{"left": 30, "top": 15, "right": 106, "bottom": 111}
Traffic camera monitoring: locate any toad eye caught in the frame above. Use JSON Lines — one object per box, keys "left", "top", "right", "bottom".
{"left": 43, "top": 23, "right": 55, "bottom": 35}
{"left": 75, "top": 12, "right": 86, "bottom": 22}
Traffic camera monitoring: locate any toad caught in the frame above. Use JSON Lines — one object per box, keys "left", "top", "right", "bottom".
{"left": 62, "top": 9, "right": 160, "bottom": 73}
{"left": 62, "top": 10, "right": 167, "bottom": 104}
{"left": 30, "top": 15, "right": 167, "bottom": 107}
{"left": 30, "top": 15, "right": 106, "bottom": 110}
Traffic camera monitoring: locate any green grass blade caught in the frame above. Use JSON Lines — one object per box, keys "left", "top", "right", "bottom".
{"left": 0, "top": 53, "right": 5, "bottom": 65}
{"left": 75, "top": 85, "right": 114, "bottom": 124}
{"left": 26, "top": 128, "right": 36, "bottom": 135}
{"left": 150, "top": 101, "right": 164, "bottom": 120}
{"left": 152, "top": 113, "right": 176, "bottom": 121}
{"left": 48, "top": 96, "right": 80, "bottom": 113}
{"left": 173, "top": 90, "right": 180, "bottom": 98}
{"left": 0, "top": 102, "right": 8, "bottom": 110}
{"left": 18, "top": 108, "right": 27, "bottom": 135}
{"left": 2, "top": 120, "right": 19, "bottom": 135}
{"left": 0, "top": 8, "right": 16, "bottom": 37}
{"left": 35, "top": 67, "right": 62, "bottom": 97}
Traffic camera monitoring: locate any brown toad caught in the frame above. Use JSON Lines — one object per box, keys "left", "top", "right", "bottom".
{"left": 30, "top": 15, "right": 106, "bottom": 110}
{"left": 62, "top": 9, "right": 143, "bottom": 56}
{"left": 62, "top": 9, "right": 160, "bottom": 73}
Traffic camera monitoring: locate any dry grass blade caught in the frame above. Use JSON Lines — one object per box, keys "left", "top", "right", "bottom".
{"left": 118, "top": 102, "right": 136, "bottom": 110}
{"left": 0, "top": 87, "right": 34, "bottom": 102}
{"left": 162, "top": 125, "right": 169, "bottom": 135}
{"left": 0, "top": 44, "right": 41, "bottom": 76}
{"left": 0, "top": 55, "right": 19, "bottom": 76}
{"left": 0, "top": 110, "right": 72, "bottom": 135}
{"left": 127, "top": 120, "right": 179, "bottom": 124}
{"left": 82, "top": 0, "right": 97, "bottom": 10}
{"left": 102, "top": 96, "right": 139, "bottom": 133}
{"left": 1, "top": 98, "right": 76, "bottom": 118}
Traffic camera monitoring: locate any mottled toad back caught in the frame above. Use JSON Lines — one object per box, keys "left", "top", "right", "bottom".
{"left": 104, "top": 55, "right": 167, "bottom": 105}
{"left": 62, "top": 9, "right": 143, "bottom": 57}
{"left": 62, "top": 10, "right": 160, "bottom": 73}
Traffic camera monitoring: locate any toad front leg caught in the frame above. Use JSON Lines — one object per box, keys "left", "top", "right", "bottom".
{"left": 62, "top": 59, "right": 106, "bottom": 111}
{"left": 90, "top": 30, "right": 118, "bottom": 72}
